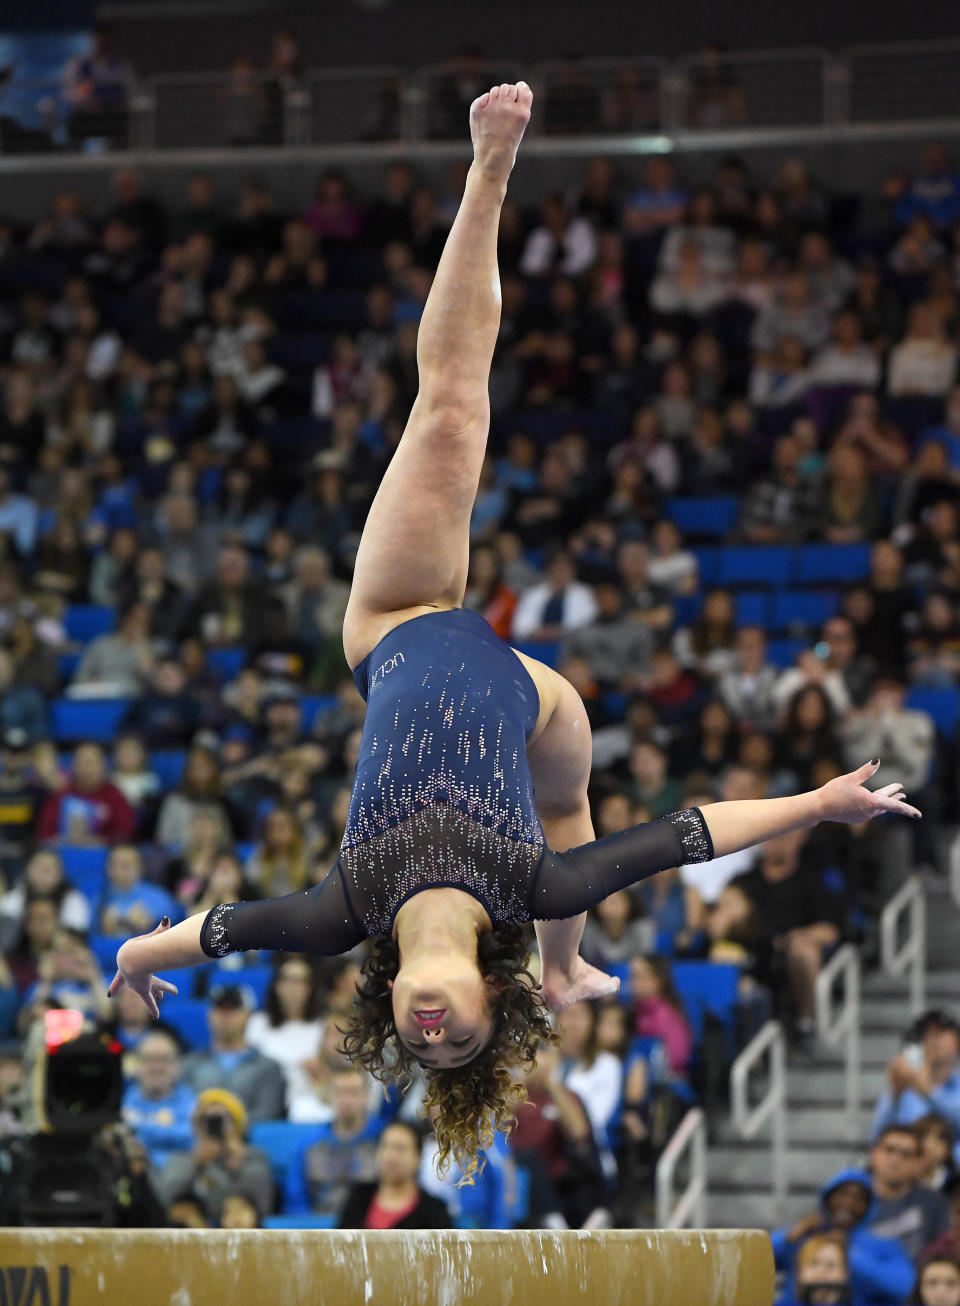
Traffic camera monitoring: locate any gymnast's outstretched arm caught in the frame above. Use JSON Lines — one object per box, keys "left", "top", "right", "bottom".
{"left": 108, "top": 869, "right": 364, "bottom": 1018}
{"left": 532, "top": 759, "right": 920, "bottom": 922}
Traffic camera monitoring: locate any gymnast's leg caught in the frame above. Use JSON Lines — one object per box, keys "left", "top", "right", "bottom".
{"left": 342, "top": 81, "right": 533, "bottom": 669}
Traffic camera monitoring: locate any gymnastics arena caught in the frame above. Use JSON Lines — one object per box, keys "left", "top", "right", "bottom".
{"left": 0, "top": 2, "right": 959, "bottom": 1304}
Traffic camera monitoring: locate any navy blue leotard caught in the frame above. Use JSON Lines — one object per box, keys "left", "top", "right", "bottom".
{"left": 200, "top": 609, "right": 713, "bottom": 959}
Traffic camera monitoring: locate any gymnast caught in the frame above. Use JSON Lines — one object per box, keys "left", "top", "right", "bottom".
{"left": 110, "top": 81, "right": 920, "bottom": 1180}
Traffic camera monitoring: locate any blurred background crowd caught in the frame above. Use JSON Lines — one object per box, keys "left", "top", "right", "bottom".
{"left": 1, "top": 14, "right": 960, "bottom": 1305}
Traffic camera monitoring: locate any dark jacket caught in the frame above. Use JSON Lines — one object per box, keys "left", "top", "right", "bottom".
{"left": 337, "top": 1181, "right": 454, "bottom": 1230}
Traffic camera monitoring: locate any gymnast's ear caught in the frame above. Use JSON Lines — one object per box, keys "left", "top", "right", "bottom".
{"left": 387, "top": 979, "right": 394, "bottom": 990}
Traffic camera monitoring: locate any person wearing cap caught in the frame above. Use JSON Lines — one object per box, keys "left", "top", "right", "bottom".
{"left": 873, "top": 1013, "right": 960, "bottom": 1143}
{"left": 180, "top": 984, "right": 285, "bottom": 1123}
{"left": 153, "top": 1085, "right": 274, "bottom": 1226}
{"left": 0, "top": 728, "right": 46, "bottom": 879}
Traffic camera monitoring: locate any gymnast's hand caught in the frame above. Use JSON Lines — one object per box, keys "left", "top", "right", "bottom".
{"left": 816, "top": 759, "right": 921, "bottom": 824}
{"left": 540, "top": 955, "right": 621, "bottom": 1011}
{"left": 107, "top": 917, "right": 179, "bottom": 1019}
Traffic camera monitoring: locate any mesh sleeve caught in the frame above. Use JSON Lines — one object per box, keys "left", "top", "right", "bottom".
{"left": 199, "top": 865, "right": 365, "bottom": 959}
{"left": 529, "top": 808, "right": 714, "bottom": 921}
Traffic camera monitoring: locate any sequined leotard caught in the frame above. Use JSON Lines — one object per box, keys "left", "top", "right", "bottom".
{"left": 199, "top": 609, "right": 713, "bottom": 959}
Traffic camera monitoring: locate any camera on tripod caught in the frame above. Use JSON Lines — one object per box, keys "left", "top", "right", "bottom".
{"left": 0, "top": 1009, "right": 146, "bottom": 1227}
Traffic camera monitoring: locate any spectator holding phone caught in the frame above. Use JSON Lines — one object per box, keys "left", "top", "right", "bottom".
{"left": 872, "top": 1013, "right": 960, "bottom": 1141}
{"left": 154, "top": 1086, "right": 273, "bottom": 1226}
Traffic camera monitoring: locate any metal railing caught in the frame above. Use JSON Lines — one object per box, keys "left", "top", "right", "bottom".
{"left": 881, "top": 876, "right": 927, "bottom": 1018}
{"left": 730, "top": 1020, "right": 787, "bottom": 1222}
{"left": 655, "top": 1107, "right": 708, "bottom": 1229}
{"left": 4, "top": 39, "right": 960, "bottom": 159}
{"left": 814, "top": 943, "right": 862, "bottom": 1140}
{"left": 846, "top": 40, "right": 960, "bottom": 124}
{"left": 672, "top": 47, "right": 830, "bottom": 133}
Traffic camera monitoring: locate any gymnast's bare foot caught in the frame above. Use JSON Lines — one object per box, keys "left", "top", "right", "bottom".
{"left": 469, "top": 81, "right": 533, "bottom": 186}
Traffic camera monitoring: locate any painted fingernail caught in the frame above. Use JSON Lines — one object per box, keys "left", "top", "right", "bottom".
{"left": 161, "top": 916, "right": 170, "bottom": 928}
{"left": 871, "top": 758, "right": 880, "bottom": 765}
{"left": 106, "top": 990, "right": 111, "bottom": 998}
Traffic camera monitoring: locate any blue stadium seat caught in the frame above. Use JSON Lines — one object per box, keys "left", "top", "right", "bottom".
{"left": 210, "top": 962, "right": 274, "bottom": 1007}
{"left": 766, "top": 637, "right": 807, "bottom": 670}
{"left": 905, "top": 685, "right": 960, "bottom": 738}
{"left": 149, "top": 750, "right": 186, "bottom": 790}
{"left": 88, "top": 932, "right": 123, "bottom": 974}
{"left": 59, "top": 845, "right": 109, "bottom": 908}
{"left": 718, "top": 547, "right": 793, "bottom": 588}
{"left": 602, "top": 691, "right": 628, "bottom": 720}
{"left": 672, "top": 961, "right": 740, "bottom": 1048}
{"left": 672, "top": 594, "right": 702, "bottom": 627}
{"left": 300, "top": 694, "right": 338, "bottom": 731}
{"left": 690, "top": 546, "right": 720, "bottom": 588}
{"left": 601, "top": 960, "right": 630, "bottom": 993}
{"left": 734, "top": 592, "right": 770, "bottom": 627}
{"left": 206, "top": 648, "right": 247, "bottom": 681}
{"left": 665, "top": 496, "right": 740, "bottom": 538}
{"left": 51, "top": 698, "right": 132, "bottom": 743}
{"left": 771, "top": 589, "right": 841, "bottom": 632}
{"left": 162, "top": 998, "right": 212, "bottom": 1051}
{"left": 64, "top": 605, "right": 116, "bottom": 644}
{"left": 262, "top": 1213, "right": 337, "bottom": 1229}
{"left": 793, "top": 543, "right": 871, "bottom": 585}
{"left": 512, "top": 641, "right": 559, "bottom": 669}
{"left": 57, "top": 652, "right": 82, "bottom": 681}
{"left": 504, "top": 1164, "right": 530, "bottom": 1228}
{"left": 249, "top": 1120, "right": 324, "bottom": 1190}
{"left": 268, "top": 332, "right": 331, "bottom": 370}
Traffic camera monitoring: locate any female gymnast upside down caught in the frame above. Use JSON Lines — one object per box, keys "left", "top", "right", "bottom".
{"left": 111, "top": 81, "right": 920, "bottom": 1180}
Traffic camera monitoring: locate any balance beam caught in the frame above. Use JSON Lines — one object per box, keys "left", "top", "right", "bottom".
{"left": 0, "top": 1227, "right": 773, "bottom": 1306}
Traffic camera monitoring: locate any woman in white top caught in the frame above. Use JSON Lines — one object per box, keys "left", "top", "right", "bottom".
{"left": 556, "top": 1000, "right": 624, "bottom": 1182}
{"left": 244, "top": 954, "right": 325, "bottom": 1115}
{"left": 0, "top": 848, "right": 91, "bottom": 948}
{"left": 887, "top": 303, "right": 958, "bottom": 398}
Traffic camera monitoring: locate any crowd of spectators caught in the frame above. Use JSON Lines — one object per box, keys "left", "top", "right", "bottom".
{"left": 0, "top": 130, "right": 957, "bottom": 1246}
{"left": 771, "top": 1009, "right": 960, "bottom": 1306}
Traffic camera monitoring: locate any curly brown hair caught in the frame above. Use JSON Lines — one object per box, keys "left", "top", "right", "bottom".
{"left": 339, "top": 923, "right": 557, "bottom": 1184}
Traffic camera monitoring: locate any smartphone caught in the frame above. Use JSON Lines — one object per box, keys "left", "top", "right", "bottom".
{"left": 204, "top": 1114, "right": 225, "bottom": 1139}
{"left": 902, "top": 1043, "right": 924, "bottom": 1070}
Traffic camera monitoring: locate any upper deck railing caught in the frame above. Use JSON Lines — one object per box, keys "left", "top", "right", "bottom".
{"left": 3, "top": 41, "right": 960, "bottom": 160}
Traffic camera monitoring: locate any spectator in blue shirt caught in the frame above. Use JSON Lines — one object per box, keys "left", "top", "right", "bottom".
{"left": 771, "top": 1167, "right": 915, "bottom": 1306}
{"left": 872, "top": 1011, "right": 960, "bottom": 1145}
{"left": 896, "top": 143, "right": 960, "bottom": 229}
{"left": 284, "top": 1066, "right": 383, "bottom": 1215}
{"left": 0, "top": 467, "right": 38, "bottom": 557}
{"left": 99, "top": 843, "right": 182, "bottom": 937}
{"left": 122, "top": 1028, "right": 196, "bottom": 1171}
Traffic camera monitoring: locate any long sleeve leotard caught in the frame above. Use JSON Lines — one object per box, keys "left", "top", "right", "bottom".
{"left": 199, "top": 609, "right": 713, "bottom": 960}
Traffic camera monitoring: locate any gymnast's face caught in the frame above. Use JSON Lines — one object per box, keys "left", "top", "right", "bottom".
{"left": 390, "top": 959, "right": 496, "bottom": 1070}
